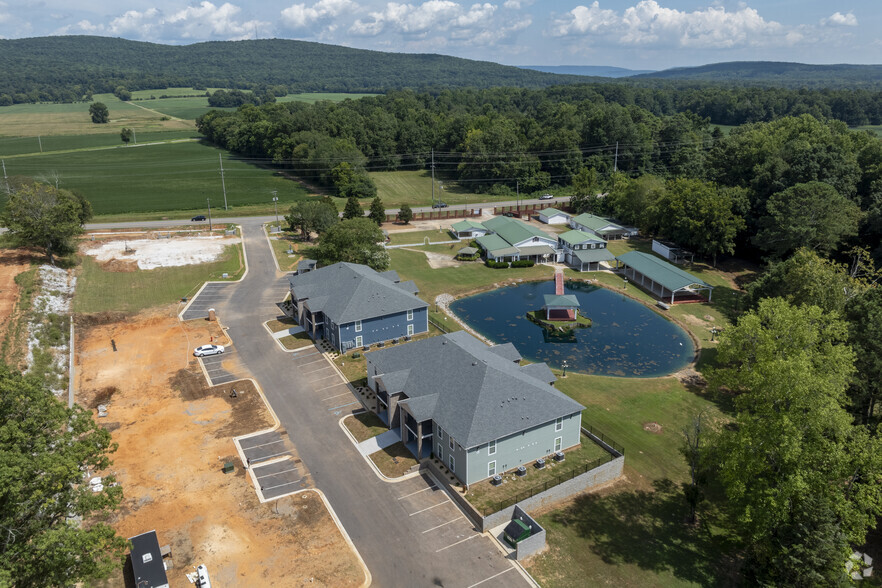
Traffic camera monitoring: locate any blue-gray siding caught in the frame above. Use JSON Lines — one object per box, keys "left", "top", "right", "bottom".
{"left": 338, "top": 307, "right": 428, "bottom": 350}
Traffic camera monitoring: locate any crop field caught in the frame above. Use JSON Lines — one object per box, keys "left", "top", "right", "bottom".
{"left": 0, "top": 130, "right": 199, "bottom": 157}
{"left": 2, "top": 140, "right": 310, "bottom": 215}
{"left": 134, "top": 96, "right": 234, "bottom": 121}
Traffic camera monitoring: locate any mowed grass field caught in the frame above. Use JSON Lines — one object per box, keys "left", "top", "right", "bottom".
{"left": 2, "top": 140, "right": 310, "bottom": 216}
{"left": 0, "top": 130, "right": 199, "bottom": 157}
{"left": 370, "top": 170, "right": 516, "bottom": 207}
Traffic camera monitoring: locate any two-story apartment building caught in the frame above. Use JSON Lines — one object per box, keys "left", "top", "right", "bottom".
{"left": 557, "top": 229, "right": 616, "bottom": 271}
{"left": 365, "top": 331, "right": 585, "bottom": 486}
{"left": 288, "top": 262, "right": 429, "bottom": 352}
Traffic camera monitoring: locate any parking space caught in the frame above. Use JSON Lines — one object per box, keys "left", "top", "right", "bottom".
{"left": 199, "top": 347, "right": 247, "bottom": 385}
{"left": 252, "top": 458, "right": 307, "bottom": 500}
{"left": 181, "top": 283, "right": 233, "bottom": 321}
{"left": 239, "top": 431, "right": 295, "bottom": 466}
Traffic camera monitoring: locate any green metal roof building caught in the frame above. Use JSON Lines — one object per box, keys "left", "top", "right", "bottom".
{"left": 476, "top": 216, "right": 559, "bottom": 262}
{"left": 616, "top": 251, "right": 713, "bottom": 303}
{"left": 569, "top": 213, "right": 630, "bottom": 240}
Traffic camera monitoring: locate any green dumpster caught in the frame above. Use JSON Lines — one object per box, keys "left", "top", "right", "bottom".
{"left": 503, "top": 519, "right": 531, "bottom": 548}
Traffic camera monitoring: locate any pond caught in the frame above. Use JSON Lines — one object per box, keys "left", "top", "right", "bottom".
{"left": 449, "top": 281, "right": 694, "bottom": 377}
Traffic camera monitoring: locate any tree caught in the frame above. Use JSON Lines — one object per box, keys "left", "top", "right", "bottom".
{"left": 569, "top": 167, "right": 598, "bottom": 214}
{"left": 681, "top": 412, "right": 709, "bottom": 525}
{"left": 710, "top": 298, "right": 882, "bottom": 585}
{"left": 1, "top": 183, "right": 92, "bottom": 265}
{"left": 0, "top": 367, "right": 126, "bottom": 586}
{"left": 88, "top": 102, "right": 108, "bottom": 124}
{"left": 315, "top": 218, "right": 390, "bottom": 270}
{"left": 369, "top": 196, "right": 385, "bottom": 225}
{"left": 112, "top": 85, "right": 131, "bottom": 101}
{"left": 284, "top": 199, "right": 338, "bottom": 241}
{"left": 845, "top": 288, "right": 882, "bottom": 431}
{"left": 120, "top": 127, "right": 133, "bottom": 146}
{"left": 397, "top": 204, "right": 413, "bottom": 224}
{"left": 604, "top": 173, "right": 665, "bottom": 233}
{"left": 342, "top": 196, "right": 364, "bottom": 220}
{"left": 754, "top": 181, "right": 862, "bottom": 259}
{"left": 748, "top": 248, "right": 864, "bottom": 314}
{"left": 653, "top": 178, "right": 746, "bottom": 266}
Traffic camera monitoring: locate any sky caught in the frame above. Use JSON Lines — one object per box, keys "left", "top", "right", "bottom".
{"left": 0, "top": 0, "right": 879, "bottom": 71}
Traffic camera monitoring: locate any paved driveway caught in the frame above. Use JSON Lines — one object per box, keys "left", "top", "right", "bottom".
{"left": 185, "top": 221, "right": 533, "bottom": 587}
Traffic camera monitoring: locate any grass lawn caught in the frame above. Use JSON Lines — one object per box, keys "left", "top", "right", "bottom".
{"left": 344, "top": 411, "right": 388, "bottom": 442}
{"left": 369, "top": 442, "right": 419, "bottom": 478}
{"left": 134, "top": 96, "right": 234, "bottom": 120}
{"left": 73, "top": 244, "right": 245, "bottom": 313}
{"left": 464, "top": 433, "right": 612, "bottom": 515}
{"left": 3, "top": 140, "right": 311, "bottom": 216}
{"left": 389, "top": 248, "right": 554, "bottom": 302}
{"left": 278, "top": 332, "right": 313, "bottom": 350}
{"left": 266, "top": 228, "right": 304, "bottom": 272}
{"left": 524, "top": 372, "right": 734, "bottom": 587}
{"left": 385, "top": 229, "right": 458, "bottom": 246}
{"left": 370, "top": 170, "right": 519, "bottom": 208}
{"left": 266, "top": 317, "right": 298, "bottom": 331}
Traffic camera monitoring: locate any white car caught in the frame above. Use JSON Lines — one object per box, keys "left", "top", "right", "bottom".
{"left": 539, "top": 193, "right": 554, "bottom": 200}
{"left": 194, "top": 344, "right": 225, "bottom": 357}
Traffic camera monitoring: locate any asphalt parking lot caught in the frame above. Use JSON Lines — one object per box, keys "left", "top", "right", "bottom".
{"left": 289, "top": 348, "right": 362, "bottom": 416}
{"left": 181, "top": 283, "right": 233, "bottom": 321}
{"left": 251, "top": 458, "right": 307, "bottom": 500}
{"left": 239, "top": 431, "right": 295, "bottom": 466}
{"left": 198, "top": 347, "right": 246, "bottom": 385}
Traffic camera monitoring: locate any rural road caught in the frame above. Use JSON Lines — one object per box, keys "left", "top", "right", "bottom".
{"left": 182, "top": 219, "right": 534, "bottom": 587}
{"left": 84, "top": 196, "right": 571, "bottom": 231}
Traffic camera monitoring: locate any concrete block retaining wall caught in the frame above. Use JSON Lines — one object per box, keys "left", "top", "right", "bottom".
{"left": 512, "top": 506, "right": 546, "bottom": 560}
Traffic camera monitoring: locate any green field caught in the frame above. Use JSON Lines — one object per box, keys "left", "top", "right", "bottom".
{"left": 370, "top": 170, "right": 517, "bottom": 208}
{"left": 73, "top": 244, "right": 245, "bottom": 313}
{"left": 135, "top": 96, "right": 234, "bottom": 121}
{"left": 385, "top": 229, "right": 458, "bottom": 246}
{"left": 0, "top": 130, "right": 199, "bottom": 157}
{"left": 2, "top": 140, "right": 311, "bottom": 216}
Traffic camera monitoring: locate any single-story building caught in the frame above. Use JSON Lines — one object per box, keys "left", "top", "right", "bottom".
{"left": 456, "top": 246, "right": 480, "bottom": 260}
{"left": 295, "top": 258, "right": 317, "bottom": 275}
{"left": 569, "top": 213, "right": 631, "bottom": 240}
{"left": 288, "top": 262, "right": 429, "bottom": 351}
{"left": 651, "top": 240, "right": 694, "bottom": 264}
{"left": 477, "top": 216, "right": 561, "bottom": 263}
{"left": 537, "top": 208, "right": 571, "bottom": 225}
{"left": 557, "top": 229, "right": 616, "bottom": 271}
{"left": 129, "top": 530, "right": 169, "bottom": 588}
{"left": 365, "top": 331, "right": 585, "bottom": 486}
{"left": 617, "top": 251, "right": 713, "bottom": 303}
{"left": 450, "top": 219, "right": 490, "bottom": 239}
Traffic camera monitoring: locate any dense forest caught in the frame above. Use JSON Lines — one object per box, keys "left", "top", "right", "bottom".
{"left": 636, "top": 61, "right": 882, "bottom": 88}
{"left": 195, "top": 87, "right": 882, "bottom": 265}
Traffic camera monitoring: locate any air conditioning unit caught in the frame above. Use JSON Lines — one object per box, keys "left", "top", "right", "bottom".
{"left": 553, "top": 451, "right": 565, "bottom": 462}
{"left": 535, "top": 458, "right": 546, "bottom": 469}
{"left": 391, "top": 338, "right": 399, "bottom": 344}
{"left": 516, "top": 466, "right": 527, "bottom": 477}
{"left": 377, "top": 341, "right": 385, "bottom": 347}
{"left": 491, "top": 475, "right": 502, "bottom": 486}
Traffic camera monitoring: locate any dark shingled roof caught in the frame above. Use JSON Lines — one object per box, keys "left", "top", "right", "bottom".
{"left": 367, "top": 331, "right": 583, "bottom": 448}
{"left": 288, "top": 262, "right": 427, "bottom": 324}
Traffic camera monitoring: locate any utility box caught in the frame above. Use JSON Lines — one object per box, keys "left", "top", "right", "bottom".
{"left": 208, "top": 308, "right": 216, "bottom": 321}
{"left": 222, "top": 462, "right": 235, "bottom": 474}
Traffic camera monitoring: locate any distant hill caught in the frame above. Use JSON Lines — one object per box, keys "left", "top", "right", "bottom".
{"left": 0, "top": 36, "right": 599, "bottom": 103}
{"left": 519, "top": 65, "right": 655, "bottom": 78}
{"left": 634, "top": 61, "right": 882, "bottom": 88}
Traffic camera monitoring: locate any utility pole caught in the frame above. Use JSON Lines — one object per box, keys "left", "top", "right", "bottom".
{"left": 431, "top": 149, "right": 435, "bottom": 208}
{"left": 38, "top": 136, "right": 42, "bottom": 153}
{"left": 614, "top": 142, "right": 618, "bottom": 173}
{"left": 272, "top": 190, "right": 279, "bottom": 228}
{"left": 218, "top": 153, "right": 228, "bottom": 210}
{"left": 516, "top": 180, "right": 520, "bottom": 215}
{"left": 207, "top": 197, "right": 212, "bottom": 232}
{"left": 1, "top": 159, "right": 7, "bottom": 193}
{"left": 133, "top": 129, "right": 137, "bottom": 145}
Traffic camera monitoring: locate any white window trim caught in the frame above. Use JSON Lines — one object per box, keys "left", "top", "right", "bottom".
{"left": 354, "top": 320, "right": 362, "bottom": 333}
{"left": 407, "top": 309, "right": 414, "bottom": 321}
{"left": 555, "top": 417, "right": 563, "bottom": 432}
{"left": 437, "top": 444, "right": 443, "bottom": 461}
{"left": 554, "top": 436, "right": 562, "bottom": 452}
{"left": 355, "top": 335, "right": 363, "bottom": 348}
{"left": 449, "top": 437, "right": 454, "bottom": 451}
{"left": 449, "top": 455, "right": 455, "bottom": 472}
{"left": 488, "top": 440, "right": 496, "bottom": 455}
{"left": 407, "top": 324, "right": 414, "bottom": 336}
{"left": 488, "top": 461, "right": 496, "bottom": 477}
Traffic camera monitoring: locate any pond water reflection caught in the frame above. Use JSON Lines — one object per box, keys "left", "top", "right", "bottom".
{"left": 449, "top": 281, "right": 694, "bottom": 377}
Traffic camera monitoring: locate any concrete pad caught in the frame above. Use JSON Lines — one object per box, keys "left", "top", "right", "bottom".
{"left": 272, "top": 326, "right": 305, "bottom": 339}
{"left": 357, "top": 429, "right": 401, "bottom": 456}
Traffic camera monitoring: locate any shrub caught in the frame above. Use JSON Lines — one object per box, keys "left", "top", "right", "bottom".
{"left": 511, "top": 259, "right": 535, "bottom": 268}
{"left": 485, "top": 260, "right": 509, "bottom": 269}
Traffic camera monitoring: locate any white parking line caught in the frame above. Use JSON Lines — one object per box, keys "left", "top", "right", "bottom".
{"left": 255, "top": 466, "right": 299, "bottom": 480}
{"left": 408, "top": 501, "right": 449, "bottom": 516}
{"left": 311, "top": 374, "right": 341, "bottom": 382}
{"left": 321, "top": 391, "right": 351, "bottom": 400}
{"left": 327, "top": 401, "right": 360, "bottom": 411}
{"left": 302, "top": 366, "right": 334, "bottom": 375}
{"left": 398, "top": 486, "right": 438, "bottom": 500}
{"left": 261, "top": 478, "right": 304, "bottom": 492}
{"left": 242, "top": 438, "right": 284, "bottom": 450}
{"left": 467, "top": 567, "right": 514, "bottom": 588}
{"left": 422, "top": 516, "right": 464, "bottom": 534}
{"left": 435, "top": 534, "right": 479, "bottom": 553}
{"left": 294, "top": 356, "right": 322, "bottom": 365}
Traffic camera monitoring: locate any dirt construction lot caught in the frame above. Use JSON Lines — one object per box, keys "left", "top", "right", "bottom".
{"left": 75, "top": 307, "right": 365, "bottom": 586}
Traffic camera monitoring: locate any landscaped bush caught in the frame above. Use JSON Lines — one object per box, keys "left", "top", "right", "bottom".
{"left": 511, "top": 259, "right": 535, "bottom": 268}
{"left": 485, "top": 260, "right": 509, "bottom": 269}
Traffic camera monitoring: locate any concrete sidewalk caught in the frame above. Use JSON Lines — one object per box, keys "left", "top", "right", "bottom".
{"left": 357, "top": 429, "right": 401, "bottom": 456}
{"left": 271, "top": 325, "right": 305, "bottom": 339}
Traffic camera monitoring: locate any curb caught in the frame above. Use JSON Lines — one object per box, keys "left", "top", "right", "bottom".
{"left": 262, "top": 320, "right": 314, "bottom": 353}
{"left": 263, "top": 223, "right": 284, "bottom": 274}
{"left": 338, "top": 413, "right": 424, "bottom": 484}
{"left": 178, "top": 224, "right": 250, "bottom": 321}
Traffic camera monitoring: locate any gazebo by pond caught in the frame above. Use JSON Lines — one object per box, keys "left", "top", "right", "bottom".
{"left": 543, "top": 294, "right": 581, "bottom": 321}
{"left": 616, "top": 251, "right": 713, "bottom": 304}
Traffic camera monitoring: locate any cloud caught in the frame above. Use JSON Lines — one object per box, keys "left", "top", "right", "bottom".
{"left": 551, "top": 1, "right": 789, "bottom": 49}
{"left": 821, "top": 12, "right": 857, "bottom": 27}
{"left": 280, "top": 0, "right": 357, "bottom": 29}
{"left": 352, "top": 1, "right": 501, "bottom": 36}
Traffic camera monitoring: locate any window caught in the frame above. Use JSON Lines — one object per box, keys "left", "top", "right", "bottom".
{"left": 488, "top": 461, "right": 496, "bottom": 477}
{"left": 449, "top": 437, "right": 454, "bottom": 450}
{"left": 407, "top": 324, "right": 414, "bottom": 336}
{"left": 354, "top": 320, "right": 362, "bottom": 333}
{"left": 554, "top": 436, "right": 562, "bottom": 452}
{"left": 555, "top": 417, "right": 563, "bottom": 432}
{"left": 407, "top": 309, "right": 413, "bottom": 321}
{"left": 488, "top": 440, "right": 496, "bottom": 455}
{"left": 437, "top": 444, "right": 443, "bottom": 461}
{"left": 355, "top": 335, "right": 363, "bottom": 348}
{"left": 449, "top": 455, "right": 455, "bottom": 472}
